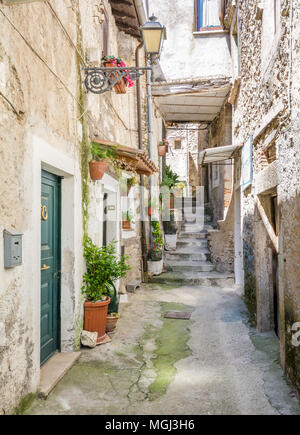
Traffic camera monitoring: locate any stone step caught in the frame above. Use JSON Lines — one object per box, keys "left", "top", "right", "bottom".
{"left": 177, "top": 240, "right": 208, "bottom": 249}
{"left": 183, "top": 214, "right": 212, "bottom": 224}
{"left": 165, "top": 252, "right": 210, "bottom": 261}
{"left": 184, "top": 215, "right": 197, "bottom": 223}
{"left": 149, "top": 271, "right": 235, "bottom": 287}
{"left": 182, "top": 226, "right": 206, "bottom": 233}
{"left": 165, "top": 260, "right": 215, "bottom": 272}
{"left": 170, "top": 245, "right": 210, "bottom": 254}
{"left": 179, "top": 232, "right": 207, "bottom": 239}
{"left": 182, "top": 208, "right": 203, "bottom": 215}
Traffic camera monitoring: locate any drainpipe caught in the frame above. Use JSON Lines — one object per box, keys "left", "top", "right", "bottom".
{"left": 288, "top": 0, "right": 293, "bottom": 114}
{"left": 147, "top": 57, "right": 155, "bottom": 249}
{"left": 147, "top": 60, "right": 154, "bottom": 161}
{"left": 136, "top": 41, "right": 148, "bottom": 281}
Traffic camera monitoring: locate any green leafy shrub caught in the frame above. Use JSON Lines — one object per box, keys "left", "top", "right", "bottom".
{"left": 161, "top": 166, "right": 180, "bottom": 190}
{"left": 128, "top": 176, "right": 137, "bottom": 187}
{"left": 82, "top": 238, "right": 130, "bottom": 302}
{"left": 91, "top": 143, "right": 116, "bottom": 162}
{"left": 151, "top": 220, "right": 164, "bottom": 252}
{"left": 122, "top": 209, "right": 134, "bottom": 222}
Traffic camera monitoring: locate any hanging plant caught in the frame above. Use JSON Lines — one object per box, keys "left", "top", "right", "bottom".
{"left": 122, "top": 209, "right": 134, "bottom": 230}
{"left": 89, "top": 143, "right": 116, "bottom": 181}
{"left": 150, "top": 220, "right": 164, "bottom": 261}
{"left": 127, "top": 176, "right": 137, "bottom": 194}
{"left": 102, "top": 55, "right": 135, "bottom": 94}
{"left": 158, "top": 138, "right": 169, "bottom": 156}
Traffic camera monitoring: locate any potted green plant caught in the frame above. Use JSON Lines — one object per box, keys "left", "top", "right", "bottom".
{"left": 89, "top": 143, "right": 116, "bottom": 181}
{"left": 158, "top": 138, "right": 169, "bottom": 156}
{"left": 147, "top": 197, "right": 159, "bottom": 216}
{"left": 106, "top": 312, "right": 120, "bottom": 334}
{"left": 122, "top": 209, "right": 133, "bottom": 230}
{"left": 127, "top": 176, "right": 137, "bottom": 194}
{"left": 147, "top": 220, "right": 164, "bottom": 276}
{"left": 82, "top": 238, "right": 130, "bottom": 344}
{"left": 102, "top": 56, "right": 135, "bottom": 94}
{"left": 161, "top": 166, "right": 180, "bottom": 209}
{"left": 150, "top": 220, "right": 164, "bottom": 260}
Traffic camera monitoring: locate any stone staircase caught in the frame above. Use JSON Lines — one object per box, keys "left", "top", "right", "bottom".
{"left": 159, "top": 198, "right": 234, "bottom": 286}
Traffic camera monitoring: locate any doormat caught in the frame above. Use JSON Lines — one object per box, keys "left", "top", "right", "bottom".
{"left": 164, "top": 311, "right": 192, "bottom": 320}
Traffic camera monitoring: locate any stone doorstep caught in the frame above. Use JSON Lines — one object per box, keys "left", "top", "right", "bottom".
{"left": 39, "top": 352, "right": 81, "bottom": 398}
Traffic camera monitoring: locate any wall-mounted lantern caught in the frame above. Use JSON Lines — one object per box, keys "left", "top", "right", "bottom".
{"left": 140, "top": 14, "right": 167, "bottom": 61}
{"left": 84, "top": 14, "right": 166, "bottom": 95}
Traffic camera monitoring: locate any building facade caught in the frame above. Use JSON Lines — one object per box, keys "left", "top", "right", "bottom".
{"left": 225, "top": 0, "right": 300, "bottom": 397}
{"left": 0, "top": 0, "right": 162, "bottom": 414}
{"left": 153, "top": 0, "right": 300, "bottom": 398}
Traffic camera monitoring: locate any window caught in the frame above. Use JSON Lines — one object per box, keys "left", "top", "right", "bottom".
{"left": 174, "top": 140, "right": 182, "bottom": 150}
{"left": 196, "top": 0, "right": 222, "bottom": 32}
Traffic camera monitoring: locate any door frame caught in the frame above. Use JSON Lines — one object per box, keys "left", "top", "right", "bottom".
{"left": 41, "top": 169, "right": 62, "bottom": 365}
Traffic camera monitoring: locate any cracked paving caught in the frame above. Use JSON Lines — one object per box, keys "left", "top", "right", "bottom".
{"left": 25, "top": 280, "right": 300, "bottom": 415}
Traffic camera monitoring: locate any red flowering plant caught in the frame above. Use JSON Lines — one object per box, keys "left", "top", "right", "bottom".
{"left": 158, "top": 138, "right": 169, "bottom": 147}
{"left": 102, "top": 55, "right": 135, "bottom": 88}
{"left": 149, "top": 220, "right": 164, "bottom": 261}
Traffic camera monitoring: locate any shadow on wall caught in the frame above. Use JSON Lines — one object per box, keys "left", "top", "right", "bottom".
{"left": 207, "top": 195, "right": 235, "bottom": 273}
{"left": 280, "top": 194, "right": 300, "bottom": 399}
{"left": 188, "top": 152, "right": 199, "bottom": 190}
{"left": 243, "top": 213, "right": 257, "bottom": 326}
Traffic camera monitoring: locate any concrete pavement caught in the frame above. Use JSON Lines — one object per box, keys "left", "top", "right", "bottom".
{"left": 25, "top": 279, "right": 300, "bottom": 415}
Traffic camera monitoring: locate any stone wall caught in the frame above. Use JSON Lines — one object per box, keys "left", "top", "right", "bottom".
{"left": 207, "top": 196, "right": 234, "bottom": 273}
{"left": 230, "top": 0, "right": 300, "bottom": 396}
{"left": 0, "top": 0, "right": 159, "bottom": 414}
{"left": 207, "top": 103, "right": 233, "bottom": 223}
{"left": 0, "top": 0, "right": 81, "bottom": 414}
{"left": 166, "top": 124, "right": 204, "bottom": 192}
{"left": 148, "top": 0, "right": 232, "bottom": 81}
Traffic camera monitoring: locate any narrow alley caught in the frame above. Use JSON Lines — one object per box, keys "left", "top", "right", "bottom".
{"left": 1, "top": 0, "right": 300, "bottom": 418}
{"left": 25, "top": 211, "right": 300, "bottom": 416}
{"left": 25, "top": 274, "right": 300, "bottom": 415}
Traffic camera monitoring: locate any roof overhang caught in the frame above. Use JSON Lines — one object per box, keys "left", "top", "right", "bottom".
{"left": 108, "top": 0, "right": 142, "bottom": 40}
{"left": 199, "top": 144, "right": 242, "bottom": 165}
{"left": 93, "top": 138, "right": 158, "bottom": 176}
{"left": 152, "top": 76, "right": 231, "bottom": 123}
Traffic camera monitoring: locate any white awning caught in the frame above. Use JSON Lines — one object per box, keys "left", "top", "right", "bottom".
{"left": 152, "top": 77, "right": 231, "bottom": 123}
{"left": 199, "top": 144, "right": 242, "bottom": 165}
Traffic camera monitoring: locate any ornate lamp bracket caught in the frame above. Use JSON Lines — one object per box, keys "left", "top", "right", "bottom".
{"left": 84, "top": 66, "right": 152, "bottom": 94}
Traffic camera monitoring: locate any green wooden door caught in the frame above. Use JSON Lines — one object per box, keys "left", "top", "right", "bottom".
{"left": 40, "top": 170, "right": 61, "bottom": 366}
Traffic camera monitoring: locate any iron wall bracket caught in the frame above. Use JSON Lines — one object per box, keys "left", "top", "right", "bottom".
{"left": 84, "top": 66, "right": 152, "bottom": 94}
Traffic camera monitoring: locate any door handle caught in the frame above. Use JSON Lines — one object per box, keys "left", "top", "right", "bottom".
{"left": 41, "top": 264, "right": 51, "bottom": 271}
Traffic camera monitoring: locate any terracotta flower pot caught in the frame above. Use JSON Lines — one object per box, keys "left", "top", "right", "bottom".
{"left": 106, "top": 315, "right": 119, "bottom": 334}
{"left": 148, "top": 207, "right": 154, "bottom": 216}
{"left": 89, "top": 161, "right": 107, "bottom": 181}
{"left": 150, "top": 250, "right": 163, "bottom": 261}
{"left": 158, "top": 145, "right": 167, "bottom": 156}
{"left": 84, "top": 297, "right": 110, "bottom": 344}
{"left": 104, "top": 61, "right": 127, "bottom": 94}
{"left": 170, "top": 193, "right": 175, "bottom": 209}
{"left": 122, "top": 220, "right": 131, "bottom": 230}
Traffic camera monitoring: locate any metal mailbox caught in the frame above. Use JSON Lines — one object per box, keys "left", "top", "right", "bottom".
{"left": 3, "top": 230, "right": 23, "bottom": 268}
